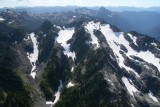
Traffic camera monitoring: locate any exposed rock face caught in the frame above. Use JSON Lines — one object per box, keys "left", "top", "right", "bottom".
{"left": 0, "top": 16, "right": 47, "bottom": 107}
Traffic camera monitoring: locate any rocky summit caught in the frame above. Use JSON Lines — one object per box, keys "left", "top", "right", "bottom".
{"left": 0, "top": 8, "right": 160, "bottom": 107}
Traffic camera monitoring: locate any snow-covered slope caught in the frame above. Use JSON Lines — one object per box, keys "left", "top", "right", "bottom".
{"left": 57, "top": 27, "right": 75, "bottom": 60}
{"left": 84, "top": 21, "right": 160, "bottom": 75}
{"left": 27, "top": 33, "right": 39, "bottom": 79}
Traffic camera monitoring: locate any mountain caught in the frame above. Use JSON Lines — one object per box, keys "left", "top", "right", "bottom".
{"left": 95, "top": 7, "right": 133, "bottom": 32}
{"left": 104, "top": 6, "right": 145, "bottom": 12}
{"left": 0, "top": 6, "right": 79, "bottom": 14}
{"left": 53, "top": 20, "right": 160, "bottom": 107}
{"left": 118, "top": 11, "right": 160, "bottom": 38}
{"left": 0, "top": 9, "right": 160, "bottom": 107}
{"left": 0, "top": 9, "right": 44, "bottom": 30}
{"left": 95, "top": 7, "right": 160, "bottom": 38}
{"left": 104, "top": 6, "right": 160, "bottom": 12}
{"left": 1, "top": 7, "right": 160, "bottom": 38}
{"left": 0, "top": 19, "right": 41, "bottom": 107}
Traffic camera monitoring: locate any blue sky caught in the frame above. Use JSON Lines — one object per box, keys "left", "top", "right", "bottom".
{"left": 0, "top": 0, "right": 160, "bottom": 8}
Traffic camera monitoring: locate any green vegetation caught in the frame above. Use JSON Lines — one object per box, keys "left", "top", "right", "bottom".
{"left": 3, "top": 85, "right": 34, "bottom": 107}
{"left": 55, "top": 73, "right": 114, "bottom": 107}
{"left": 0, "top": 68, "right": 35, "bottom": 107}
{"left": 40, "top": 79, "right": 53, "bottom": 100}
{"left": 0, "top": 22, "right": 25, "bottom": 44}
{"left": 38, "top": 21, "right": 59, "bottom": 63}
{"left": 69, "top": 27, "right": 91, "bottom": 63}
{"left": 54, "top": 47, "right": 130, "bottom": 107}
{"left": 40, "top": 45, "right": 70, "bottom": 101}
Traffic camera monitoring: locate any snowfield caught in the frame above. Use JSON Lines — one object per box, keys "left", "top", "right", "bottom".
{"left": 27, "top": 33, "right": 39, "bottom": 79}
{"left": 86, "top": 21, "right": 160, "bottom": 76}
{"left": 57, "top": 27, "right": 75, "bottom": 60}
{"left": 101, "top": 24, "right": 139, "bottom": 76}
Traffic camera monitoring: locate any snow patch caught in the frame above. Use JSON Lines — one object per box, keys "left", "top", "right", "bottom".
{"left": 8, "top": 21, "right": 14, "bottom": 24}
{"left": 84, "top": 21, "right": 100, "bottom": 48}
{"left": 151, "top": 42, "right": 160, "bottom": 50}
{"left": 0, "top": 17, "right": 5, "bottom": 21}
{"left": 107, "top": 79, "right": 114, "bottom": 86}
{"left": 107, "top": 13, "right": 114, "bottom": 18}
{"left": 151, "top": 42, "right": 157, "bottom": 47}
{"left": 46, "top": 101, "right": 53, "bottom": 105}
{"left": 64, "top": 51, "right": 75, "bottom": 60}
{"left": 4, "top": 10, "right": 13, "bottom": 13}
{"left": 24, "top": 36, "right": 30, "bottom": 41}
{"left": 148, "top": 90, "right": 159, "bottom": 102}
{"left": 67, "top": 82, "right": 75, "bottom": 88}
{"left": 71, "top": 67, "right": 74, "bottom": 72}
{"left": 12, "top": 41, "right": 17, "bottom": 44}
{"left": 57, "top": 27, "right": 75, "bottom": 60}
{"left": 122, "top": 77, "right": 139, "bottom": 96}
{"left": 30, "top": 71, "right": 36, "bottom": 79}
{"left": 27, "top": 33, "right": 39, "bottom": 79}
{"left": 131, "top": 104, "right": 134, "bottom": 107}
{"left": 128, "top": 33, "right": 138, "bottom": 46}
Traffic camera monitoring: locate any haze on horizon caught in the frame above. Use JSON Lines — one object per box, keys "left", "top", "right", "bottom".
{"left": 0, "top": 0, "right": 160, "bottom": 8}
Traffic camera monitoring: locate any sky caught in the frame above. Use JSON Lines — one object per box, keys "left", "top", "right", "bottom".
{"left": 0, "top": 0, "right": 160, "bottom": 8}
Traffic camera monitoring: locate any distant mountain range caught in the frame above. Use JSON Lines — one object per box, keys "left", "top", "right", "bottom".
{"left": 1, "top": 6, "right": 160, "bottom": 39}
{"left": 1, "top": 6, "right": 160, "bottom": 13}
{"left": 105, "top": 6, "right": 160, "bottom": 12}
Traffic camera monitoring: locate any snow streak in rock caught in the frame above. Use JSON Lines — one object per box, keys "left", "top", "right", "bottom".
{"left": 67, "top": 82, "right": 75, "bottom": 88}
{"left": 27, "top": 33, "right": 39, "bottom": 79}
{"left": 84, "top": 21, "right": 100, "bottom": 48}
{"left": 148, "top": 90, "right": 159, "bottom": 102}
{"left": 46, "top": 80, "right": 63, "bottom": 106}
{"left": 122, "top": 77, "right": 139, "bottom": 96}
{"left": 71, "top": 67, "right": 74, "bottom": 72}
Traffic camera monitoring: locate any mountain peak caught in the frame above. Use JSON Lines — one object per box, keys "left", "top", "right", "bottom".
{"left": 99, "top": 6, "right": 111, "bottom": 13}
{"left": 40, "top": 20, "right": 54, "bottom": 32}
